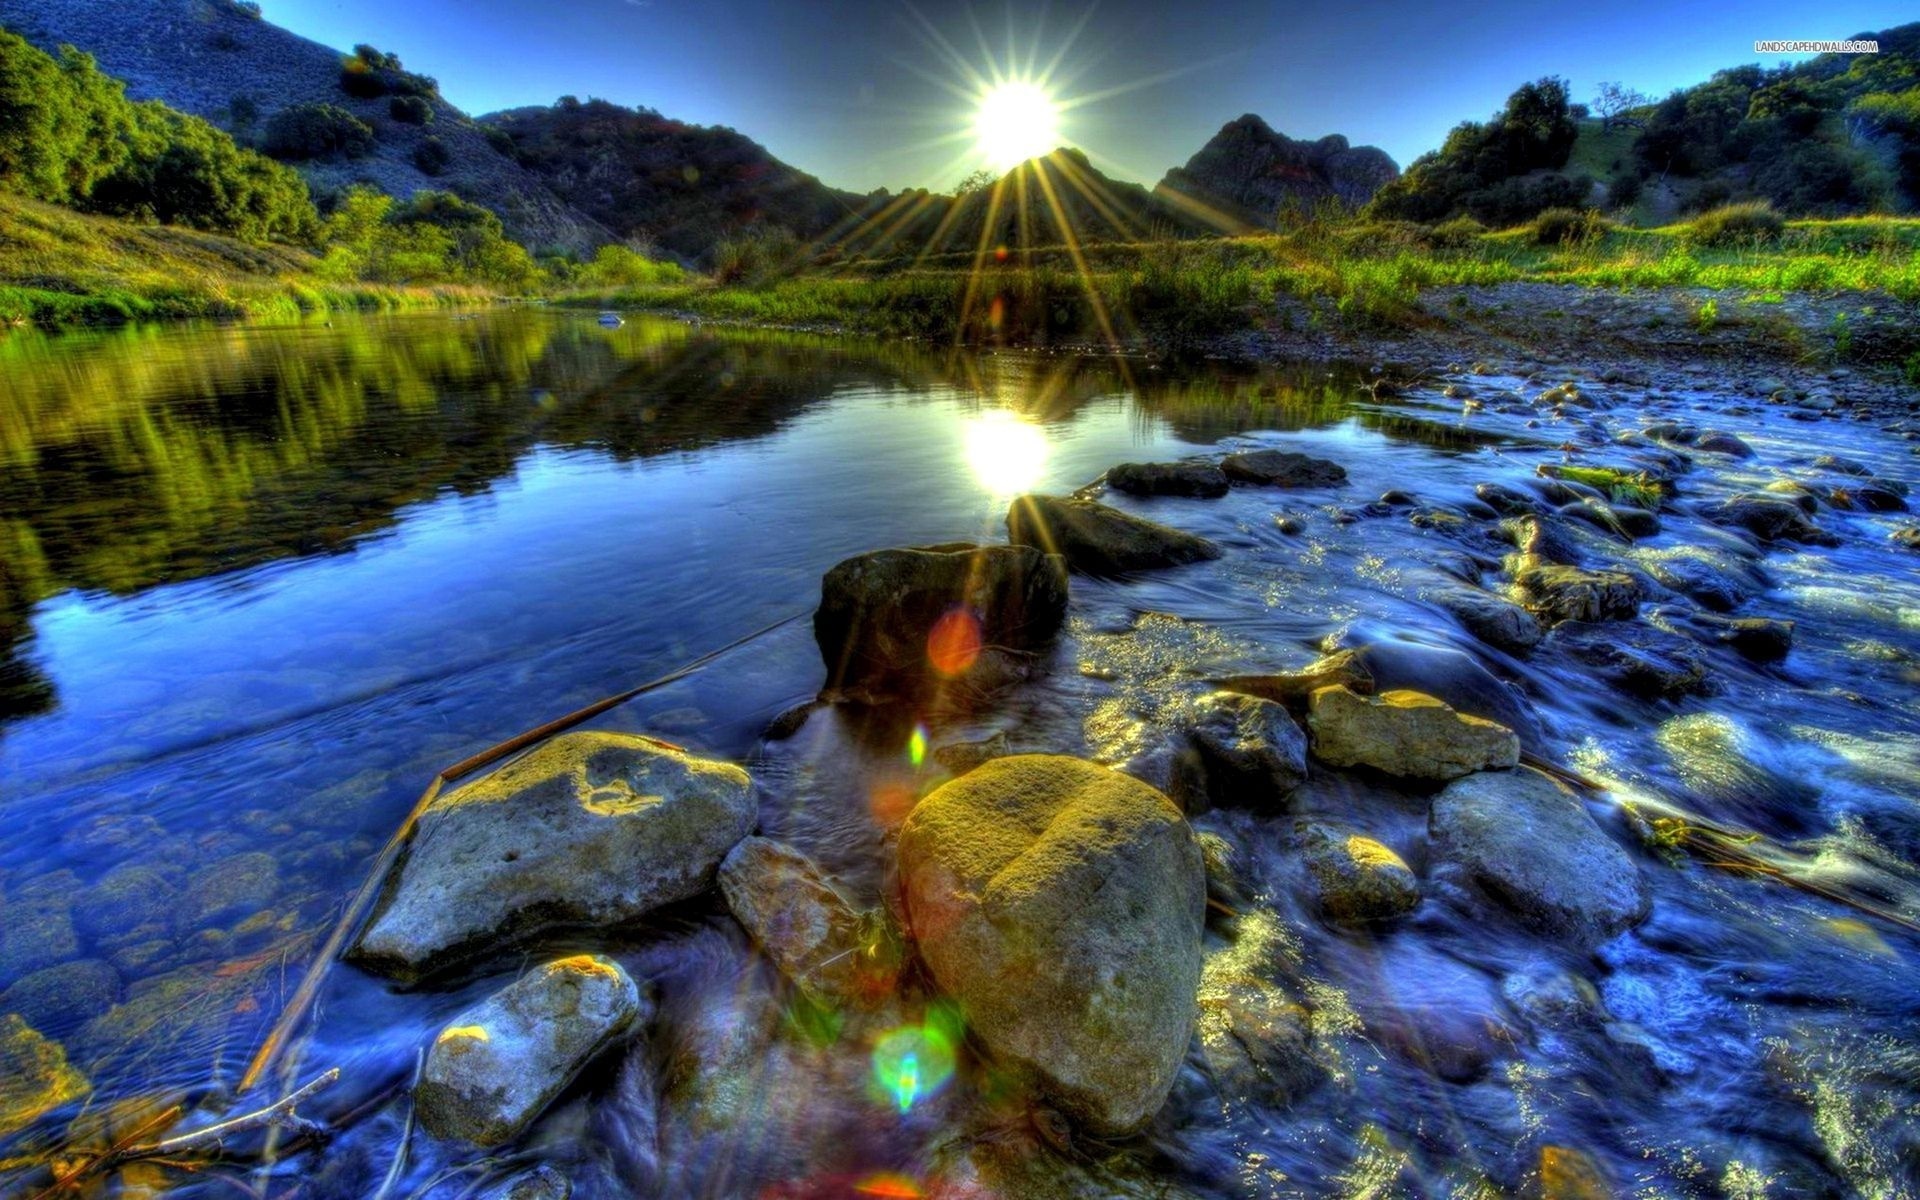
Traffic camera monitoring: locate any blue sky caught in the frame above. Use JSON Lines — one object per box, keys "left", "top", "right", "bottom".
{"left": 262, "top": 0, "right": 1915, "bottom": 192}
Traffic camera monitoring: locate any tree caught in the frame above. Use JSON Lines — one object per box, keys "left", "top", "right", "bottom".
{"left": 1593, "top": 82, "right": 1650, "bottom": 132}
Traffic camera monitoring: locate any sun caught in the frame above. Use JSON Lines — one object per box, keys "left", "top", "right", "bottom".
{"left": 972, "top": 80, "right": 1060, "bottom": 171}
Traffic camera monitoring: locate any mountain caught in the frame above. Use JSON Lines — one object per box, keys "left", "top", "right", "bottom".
{"left": 481, "top": 97, "right": 869, "bottom": 263}
{"left": 1155, "top": 115, "right": 1400, "bottom": 231}
{"left": 3, "top": 0, "right": 607, "bottom": 250}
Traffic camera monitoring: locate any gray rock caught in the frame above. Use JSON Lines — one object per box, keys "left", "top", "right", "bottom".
{"left": 1545, "top": 621, "right": 1712, "bottom": 700}
{"left": 1296, "top": 822, "right": 1420, "bottom": 923}
{"left": 352, "top": 732, "right": 755, "bottom": 982}
{"left": 1671, "top": 611, "right": 1793, "bottom": 661}
{"left": 1342, "top": 639, "right": 1546, "bottom": 749}
{"left": 1219, "top": 449, "right": 1347, "bottom": 488}
{"left": 1512, "top": 561, "right": 1642, "bottom": 624}
{"left": 1306, "top": 686, "right": 1519, "bottom": 782}
{"left": 1642, "top": 547, "right": 1767, "bottom": 613}
{"left": 417, "top": 955, "right": 642, "bottom": 1146}
{"left": 1854, "top": 481, "right": 1908, "bottom": 513}
{"left": 1429, "top": 769, "right": 1650, "bottom": 946}
{"left": 1561, "top": 499, "right": 1660, "bottom": 540}
{"left": 1499, "top": 515, "right": 1585, "bottom": 566}
{"left": 718, "top": 838, "right": 891, "bottom": 1002}
{"left": 898, "top": 756, "right": 1204, "bottom": 1133}
{"left": 933, "top": 730, "right": 1011, "bottom": 775}
{"left": 482, "top": 1166, "right": 570, "bottom": 1200}
{"left": 1211, "top": 649, "right": 1371, "bottom": 710}
{"left": 1813, "top": 454, "right": 1871, "bottom": 476}
{"left": 1702, "top": 495, "right": 1840, "bottom": 546}
{"left": 1694, "top": 431, "right": 1754, "bottom": 458}
{"left": 1169, "top": 692, "right": 1309, "bottom": 813}
{"left": 75, "top": 866, "right": 177, "bottom": 940}
{"left": 1475, "top": 482, "right": 1541, "bottom": 517}
{"left": 1428, "top": 584, "right": 1543, "bottom": 654}
{"left": 814, "top": 543, "right": 1068, "bottom": 700}
{"left": 1105, "top": 461, "right": 1230, "bottom": 498}
{"left": 1007, "top": 495, "right": 1221, "bottom": 574}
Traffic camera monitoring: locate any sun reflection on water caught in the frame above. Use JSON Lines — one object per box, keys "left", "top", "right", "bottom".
{"left": 962, "top": 410, "right": 1049, "bottom": 495}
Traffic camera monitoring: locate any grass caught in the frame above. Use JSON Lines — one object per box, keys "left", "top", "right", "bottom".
{"left": 1543, "top": 464, "right": 1672, "bottom": 508}
{"left": 562, "top": 212, "right": 1920, "bottom": 349}
{"left": 0, "top": 193, "right": 494, "bottom": 328}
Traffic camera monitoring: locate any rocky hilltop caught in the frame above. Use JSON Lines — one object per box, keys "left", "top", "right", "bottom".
{"left": 3, "top": 0, "right": 607, "bottom": 251}
{"left": 1157, "top": 114, "right": 1399, "bottom": 231}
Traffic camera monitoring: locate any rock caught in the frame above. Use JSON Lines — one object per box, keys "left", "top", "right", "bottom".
{"left": 1006, "top": 495, "right": 1221, "bottom": 574}
{"left": 1561, "top": 499, "right": 1660, "bottom": 540}
{"left": 352, "top": 732, "right": 755, "bottom": 982}
{"left": 1500, "top": 515, "right": 1585, "bottom": 566}
{"left": 1273, "top": 514, "right": 1305, "bottom": 535}
{"left": 1210, "top": 649, "right": 1371, "bottom": 710}
{"left": 1512, "top": 562, "right": 1642, "bottom": 624}
{"left": 0, "top": 960, "right": 120, "bottom": 1034}
{"left": 1894, "top": 526, "right": 1920, "bottom": 550}
{"left": 1693, "top": 431, "right": 1754, "bottom": 458}
{"left": 1544, "top": 621, "right": 1712, "bottom": 700}
{"left": 176, "top": 852, "right": 279, "bottom": 934}
{"left": 813, "top": 543, "right": 1069, "bottom": 700}
{"left": 1671, "top": 611, "right": 1793, "bottom": 661}
{"left": 1642, "top": 547, "right": 1767, "bottom": 613}
{"left": 417, "top": 955, "right": 642, "bottom": 1146}
{"left": 76, "top": 865, "right": 178, "bottom": 940}
{"left": 1348, "top": 943, "right": 1511, "bottom": 1082}
{"left": 1702, "top": 495, "right": 1840, "bottom": 546}
{"left": 933, "top": 730, "right": 1011, "bottom": 775}
{"left": 718, "top": 838, "right": 896, "bottom": 1003}
{"left": 0, "top": 1014, "right": 90, "bottom": 1137}
{"left": 0, "top": 889, "right": 78, "bottom": 987}
{"left": 1854, "top": 481, "right": 1908, "bottom": 513}
{"left": 483, "top": 1166, "right": 571, "bottom": 1200}
{"left": 1501, "top": 964, "right": 1603, "bottom": 1027}
{"left": 1338, "top": 638, "right": 1546, "bottom": 749}
{"left": 1305, "top": 686, "right": 1519, "bottom": 782}
{"left": 1193, "top": 912, "right": 1322, "bottom": 1103}
{"left": 1475, "top": 482, "right": 1541, "bottom": 517}
{"left": 1296, "top": 822, "right": 1420, "bottom": 923}
{"left": 1105, "top": 461, "right": 1229, "bottom": 498}
{"left": 1169, "top": 692, "right": 1309, "bottom": 813}
{"left": 1429, "top": 769, "right": 1650, "bottom": 945}
{"left": 1813, "top": 454, "right": 1871, "bottom": 476}
{"left": 897, "top": 756, "right": 1204, "bottom": 1133}
{"left": 1429, "top": 584, "right": 1543, "bottom": 654}
{"left": 1218, "top": 449, "right": 1347, "bottom": 488}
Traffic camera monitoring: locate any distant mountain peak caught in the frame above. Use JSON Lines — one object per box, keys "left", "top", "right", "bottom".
{"left": 1156, "top": 115, "right": 1399, "bottom": 231}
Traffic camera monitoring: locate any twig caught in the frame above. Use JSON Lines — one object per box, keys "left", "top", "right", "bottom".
{"left": 371, "top": 1051, "right": 425, "bottom": 1200}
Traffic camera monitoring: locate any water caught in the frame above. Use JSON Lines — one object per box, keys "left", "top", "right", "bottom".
{"left": 1, "top": 310, "right": 1916, "bottom": 1198}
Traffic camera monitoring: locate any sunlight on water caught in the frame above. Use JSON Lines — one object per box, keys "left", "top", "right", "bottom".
{"left": 961, "top": 410, "right": 1049, "bottom": 495}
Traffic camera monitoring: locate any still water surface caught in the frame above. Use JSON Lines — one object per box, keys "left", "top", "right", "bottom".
{"left": 1, "top": 310, "right": 1916, "bottom": 1197}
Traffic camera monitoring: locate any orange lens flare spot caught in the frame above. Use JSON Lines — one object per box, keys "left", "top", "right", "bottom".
{"left": 988, "top": 294, "right": 1005, "bottom": 329}
{"left": 927, "top": 609, "right": 982, "bottom": 676}
{"left": 854, "top": 1174, "right": 923, "bottom": 1198}
{"left": 868, "top": 778, "right": 918, "bottom": 825}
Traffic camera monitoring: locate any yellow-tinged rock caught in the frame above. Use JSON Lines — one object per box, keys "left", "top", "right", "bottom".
{"left": 0, "top": 1014, "right": 90, "bottom": 1136}
{"left": 1538, "top": 1145, "right": 1611, "bottom": 1200}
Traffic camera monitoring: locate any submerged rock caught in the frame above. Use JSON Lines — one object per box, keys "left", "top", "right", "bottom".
{"left": 1007, "top": 495, "right": 1221, "bottom": 574}
{"left": 814, "top": 543, "right": 1069, "bottom": 700}
{"left": 1512, "top": 561, "right": 1642, "bottom": 624}
{"left": 1296, "top": 821, "right": 1420, "bottom": 923}
{"left": 1105, "top": 461, "right": 1230, "bottom": 498}
{"left": 718, "top": 838, "right": 895, "bottom": 1003}
{"left": 1642, "top": 547, "right": 1767, "bottom": 613}
{"left": 1193, "top": 912, "right": 1322, "bottom": 1104}
{"left": 897, "top": 755, "right": 1204, "bottom": 1133}
{"left": 1219, "top": 449, "right": 1348, "bottom": 488}
{"left": 1694, "top": 431, "right": 1754, "bottom": 458}
{"left": 0, "top": 1014, "right": 90, "bottom": 1137}
{"left": 1342, "top": 640, "right": 1545, "bottom": 750}
{"left": 1668, "top": 610, "right": 1794, "bottom": 661}
{"left": 1429, "top": 769, "right": 1650, "bottom": 946}
{"left": 1475, "top": 482, "right": 1541, "bottom": 517}
{"left": 351, "top": 732, "right": 755, "bottom": 983}
{"left": 482, "top": 1166, "right": 571, "bottom": 1200}
{"left": 1702, "top": 495, "right": 1840, "bottom": 546}
{"left": 1169, "top": 691, "right": 1309, "bottom": 813}
{"left": 418, "top": 955, "right": 642, "bottom": 1146}
{"left": 1428, "top": 583, "right": 1543, "bottom": 654}
{"left": 1545, "top": 620, "right": 1713, "bottom": 701}
{"left": 0, "top": 960, "right": 120, "bottom": 1033}
{"left": 1561, "top": 499, "right": 1660, "bottom": 540}
{"left": 1306, "top": 686, "right": 1519, "bottom": 782}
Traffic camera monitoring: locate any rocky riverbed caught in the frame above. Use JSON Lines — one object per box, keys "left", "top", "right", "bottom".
{"left": 3, "top": 313, "right": 1918, "bottom": 1199}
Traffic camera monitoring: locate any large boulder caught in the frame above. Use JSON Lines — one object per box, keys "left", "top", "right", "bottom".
{"left": 1105, "top": 461, "right": 1230, "bottom": 498}
{"left": 1306, "top": 686, "right": 1519, "bottom": 782}
{"left": 718, "top": 837, "right": 897, "bottom": 1003}
{"left": 1007, "top": 495, "right": 1220, "bottom": 574}
{"left": 897, "top": 755, "right": 1204, "bottom": 1133}
{"left": 1429, "top": 769, "right": 1650, "bottom": 946}
{"left": 1219, "top": 449, "right": 1347, "bottom": 487}
{"left": 417, "top": 955, "right": 642, "bottom": 1146}
{"left": 351, "top": 732, "right": 755, "bottom": 982}
{"left": 814, "top": 543, "right": 1068, "bottom": 700}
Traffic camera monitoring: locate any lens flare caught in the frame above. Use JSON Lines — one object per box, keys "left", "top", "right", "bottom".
{"left": 855, "top": 1175, "right": 924, "bottom": 1199}
{"left": 927, "top": 608, "right": 983, "bottom": 676}
{"left": 908, "top": 724, "right": 928, "bottom": 768}
{"left": 962, "top": 411, "right": 1048, "bottom": 495}
{"left": 870, "top": 1022, "right": 956, "bottom": 1113}
{"left": 973, "top": 80, "right": 1060, "bottom": 170}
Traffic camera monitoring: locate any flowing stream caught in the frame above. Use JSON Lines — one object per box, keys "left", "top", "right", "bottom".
{"left": 1, "top": 310, "right": 1916, "bottom": 1198}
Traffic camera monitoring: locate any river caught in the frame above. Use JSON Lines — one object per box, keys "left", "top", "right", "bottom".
{"left": 1, "top": 309, "right": 1916, "bottom": 1198}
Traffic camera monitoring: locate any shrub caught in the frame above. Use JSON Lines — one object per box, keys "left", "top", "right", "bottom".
{"left": 1431, "top": 215, "right": 1486, "bottom": 248}
{"left": 1607, "top": 171, "right": 1643, "bottom": 208}
{"left": 262, "top": 103, "right": 374, "bottom": 161}
{"left": 1684, "top": 201, "right": 1784, "bottom": 247}
{"left": 389, "top": 94, "right": 432, "bottom": 125}
{"left": 580, "top": 243, "right": 686, "bottom": 287}
{"left": 412, "top": 136, "right": 451, "bottom": 176}
{"left": 1531, "top": 207, "right": 1607, "bottom": 245}
{"left": 712, "top": 226, "right": 804, "bottom": 284}
{"left": 338, "top": 64, "right": 386, "bottom": 98}
{"left": 480, "top": 125, "right": 516, "bottom": 157}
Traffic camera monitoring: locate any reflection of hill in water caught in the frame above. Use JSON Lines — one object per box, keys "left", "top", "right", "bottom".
{"left": 0, "top": 312, "right": 1380, "bottom": 717}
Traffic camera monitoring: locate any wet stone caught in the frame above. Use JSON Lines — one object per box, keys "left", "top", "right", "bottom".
{"left": 1702, "top": 495, "right": 1840, "bottom": 546}
{"left": 1693, "top": 431, "right": 1754, "bottom": 458}
{"left": 718, "top": 837, "right": 895, "bottom": 1003}
{"left": 1104, "top": 461, "right": 1230, "bottom": 498}
{"left": 1545, "top": 620, "right": 1713, "bottom": 701}
{"left": 1512, "top": 562, "right": 1643, "bottom": 624}
{"left": 1306, "top": 686, "right": 1519, "bottom": 782}
{"left": 0, "top": 959, "right": 121, "bottom": 1034}
{"left": 0, "top": 1014, "right": 91, "bottom": 1137}
{"left": 1296, "top": 821, "right": 1420, "bottom": 924}
{"left": 1007, "top": 494, "right": 1221, "bottom": 574}
{"left": 1219, "top": 449, "right": 1348, "bottom": 488}
{"left": 1476, "top": 482, "right": 1541, "bottom": 516}
{"left": 176, "top": 852, "right": 280, "bottom": 935}
{"left": 1168, "top": 691, "right": 1309, "bottom": 814}
{"left": 1428, "top": 583, "right": 1544, "bottom": 654}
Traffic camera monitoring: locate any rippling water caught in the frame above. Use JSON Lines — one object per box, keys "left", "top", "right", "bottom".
{"left": 1, "top": 310, "right": 1916, "bottom": 1198}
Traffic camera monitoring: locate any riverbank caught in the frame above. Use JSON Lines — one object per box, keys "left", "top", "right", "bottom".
{"left": 0, "top": 194, "right": 499, "bottom": 327}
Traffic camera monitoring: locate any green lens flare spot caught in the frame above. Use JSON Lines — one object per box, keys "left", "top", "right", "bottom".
{"left": 870, "top": 1022, "right": 955, "bottom": 1113}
